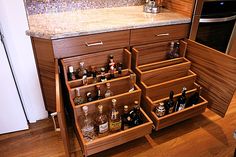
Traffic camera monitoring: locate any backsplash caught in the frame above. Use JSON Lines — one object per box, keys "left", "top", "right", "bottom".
{"left": 25, "top": 0, "right": 145, "bottom": 15}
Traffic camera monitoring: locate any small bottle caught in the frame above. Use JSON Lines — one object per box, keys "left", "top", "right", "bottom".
{"left": 122, "top": 105, "right": 131, "bottom": 130}
{"left": 129, "top": 101, "right": 143, "bottom": 126}
{"left": 173, "top": 42, "right": 180, "bottom": 58}
{"left": 80, "top": 106, "right": 96, "bottom": 142}
{"left": 68, "top": 66, "right": 76, "bottom": 81}
{"left": 91, "top": 66, "right": 98, "bottom": 83}
{"left": 95, "top": 105, "right": 109, "bottom": 137}
{"left": 86, "top": 92, "right": 94, "bottom": 102}
{"left": 166, "top": 41, "right": 175, "bottom": 60}
{"left": 108, "top": 55, "right": 116, "bottom": 79}
{"left": 164, "top": 91, "right": 175, "bottom": 114}
{"left": 186, "top": 86, "right": 201, "bottom": 107}
{"left": 117, "top": 62, "right": 123, "bottom": 76}
{"left": 109, "top": 99, "right": 122, "bottom": 132}
{"left": 175, "top": 87, "right": 187, "bottom": 111}
{"left": 82, "top": 75, "right": 88, "bottom": 85}
{"left": 129, "top": 74, "right": 136, "bottom": 92}
{"left": 104, "top": 82, "right": 113, "bottom": 98}
{"left": 100, "top": 67, "right": 107, "bottom": 82}
{"left": 78, "top": 62, "right": 87, "bottom": 78}
{"left": 96, "top": 85, "right": 103, "bottom": 100}
{"left": 155, "top": 102, "right": 166, "bottom": 117}
{"left": 73, "top": 88, "right": 84, "bottom": 105}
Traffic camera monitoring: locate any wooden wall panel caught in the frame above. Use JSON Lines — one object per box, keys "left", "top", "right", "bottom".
{"left": 31, "top": 37, "right": 56, "bottom": 112}
{"left": 163, "top": 0, "right": 196, "bottom": 17}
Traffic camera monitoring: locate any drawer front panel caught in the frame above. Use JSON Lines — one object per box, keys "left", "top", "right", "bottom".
{"left": 53, "top": 30, "right": 130, "bottom": 58}
{"left": 130, "top": 24, "right": 189, "bottom": 46}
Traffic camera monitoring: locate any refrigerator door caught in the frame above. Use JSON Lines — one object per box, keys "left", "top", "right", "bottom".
{"left": 0, "top": 34, "right": 28, "bottom": 134}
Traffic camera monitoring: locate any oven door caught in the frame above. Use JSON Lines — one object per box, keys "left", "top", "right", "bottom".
{"left": 196, "top": 15, "right": 236, "bottom": 53}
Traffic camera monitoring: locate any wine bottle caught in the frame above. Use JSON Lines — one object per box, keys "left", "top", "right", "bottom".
{"left": 186, "top": 86, "right": 202, "bottom": 107}
{"left": 129, "top": 101, "right": 143, "bottom": 126}
{"left": 164, "top": 90, "right": 175, "bottom": 114}
{"left": 175, "top": 87, "right": 187, "bottom": 111}
{"left": 68, "top": 66, "right": 76, "bottom": 81}
{"left": 121, "top": 105, "right": 131, "bottom": 130}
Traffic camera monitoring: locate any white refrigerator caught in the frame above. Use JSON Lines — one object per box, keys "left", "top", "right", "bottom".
{"left": 0, "top": 31, "right": 28, "bottom": 134}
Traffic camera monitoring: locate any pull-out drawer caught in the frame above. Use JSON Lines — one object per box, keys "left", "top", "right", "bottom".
{"left": 130, "top": 24, "right": 189, "bottom": 46}
{"left": 53, "top": 30, "right": 130, "bottom": 58}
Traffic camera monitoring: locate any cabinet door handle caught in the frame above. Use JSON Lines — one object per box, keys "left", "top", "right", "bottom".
{"left": 85, "top": 41, "right": 103, "bottom": 47}
{"left": 51, "top": 112, "right": 61, "bottom": 132}
{"left": 155, "top": 33, "right": 170, "bottom": 37}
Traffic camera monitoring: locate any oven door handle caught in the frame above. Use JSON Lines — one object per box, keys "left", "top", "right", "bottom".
{"left": 200, "top": 15, "right": 236, "bottom": 23}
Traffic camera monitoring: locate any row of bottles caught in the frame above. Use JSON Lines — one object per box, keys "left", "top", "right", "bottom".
{"left": 80, "top": 99, "right": 143, "bottom": 142}
{"left": 67, "top": 55, "right": 123, "bottom": 85}
{"left": 155, "top": 86, "right": 201, "bottom": 117}
{"left": 73, "top": 74, "right": 136, "bottom": 105}
{"left": 166, "top": 41, "right": 180, "bottom": 60}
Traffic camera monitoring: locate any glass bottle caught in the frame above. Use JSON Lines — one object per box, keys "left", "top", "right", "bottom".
{"left": 164, "top": 91, "right": 175, "bottom": 114}
{"left": 186, "top": 86, "right": 201, "bottom": 107}
{"left": 108, "top": 55, "right": 116, "bottom": 79}
{"left": 122, "top": 105, "right": 131, "bottom": 130}
{"left": 86, "top": 92, "right": 94, "bottom": 102}
{"left": 80, "top": 106, "right": 96, "bottom": 142}
{"left": 100, "top": 67, "right": 107, "bottom": 82}
{"left": 82, "top": 75, "right": 88, "bottom": 85}
{"left": 73, "top": 88, "right": 84, "bottom": 105}
{"left": 155, "top": 102, "right": 166, "bottom": 117}
{"left": 68, "top": 66, "right": 76, "bottom": 81}
{"left": 129, "top": 74, "right": 136, "bottom": 92}
{"left": 166, "top": 41, "right": 175, "bottom": 60}
{"left": 95, "top": 105, "right": 109, "bottom": 137}
{"left": 78, "top": 62, "right": 87, "bottom": 78}
{"left": 117, "top": 62, "right": 123, "bottom": 76}
{"left": 129, "top": 101, "right": 143, "bottom": 126}
{"left": 173, "top": 42, "right": 180, "bottom": 58}
{"left": 104, "top": 82, "right": 113, "bottom": 98}
{"left": 96, "top": 85, "right": 103, "bottom": 100}
{"left": 91, "top": 66, "right": 98, "bottom": 83}
{"left": 109, "top": 99, "right": 122, "bottom": 133}
{"left": 175, "top": 87, "right": 187, "bottom": 111}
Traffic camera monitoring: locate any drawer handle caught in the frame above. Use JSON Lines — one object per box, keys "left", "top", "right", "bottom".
{"left": 50, "top": 112, "right": 61, "bottom": 132}
{"left": 85, "top": 41, "right": 103, "bottom": 47}
{"left": 155, "top": 33, "right": 170, "bottom": 37}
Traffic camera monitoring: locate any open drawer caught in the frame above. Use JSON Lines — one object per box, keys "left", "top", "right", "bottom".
{"left": 72, "top": 87, "right": 153, "bottom": 156}
{"left": 61, "top": 48, "right": 131, "bottom": 87}
{"left": 145, "top": 89, "right": 208, "bottom": 131}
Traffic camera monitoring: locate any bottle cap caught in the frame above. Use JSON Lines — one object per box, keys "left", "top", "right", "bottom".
{"left": 159, "top": 102, "right": 164, "bottom": 106}
{"left": 82, "top": 106, "right": 88, "bottom": 113}
{"left": 112, "top": 99, "right": 117, "bottom": 105}
{"left": 124, "top": 105, "right": 128, "bottom": 109}
{"left": 98, "top": 105, "right": 103, "bottom": 111}
{"left": 80, "top": 62, "right": 84, "bottom": 66}
{"left": 106, "top": 82, "right": 110, "bottom": 87}
{"left": 109, "top": 54, "right": 114, "bottom": 59}
{"left": 68, "top": 66, "right": 74, "bottom": 73}
{"left": 86, "top": 92, "right": 92, "bottom": 97}
{"left": 134, "top": 101, "right": 139, "bottom": 105}
{"left": 170, "top": 41, "right": 175, "bottom": 48}
{"left": 101, "top": 67, "right": 105, "bottom": 72}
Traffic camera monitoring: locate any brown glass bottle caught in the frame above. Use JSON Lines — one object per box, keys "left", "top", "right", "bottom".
{"left": 109, "top": 99, "right": 121, "bottom": 132}
{"left": 95, "top": 105, "right": 109, "bottom": 137}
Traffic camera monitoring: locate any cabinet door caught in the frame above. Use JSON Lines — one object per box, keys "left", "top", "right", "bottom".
{"left": 55, "top": 59, "right": 71, "bottom": 157}
{"left": 185, "top": 39, "right": 236, "bottom": 117}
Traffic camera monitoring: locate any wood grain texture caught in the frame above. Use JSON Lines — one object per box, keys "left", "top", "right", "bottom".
{"left": 130, "top": 24, "right": 190, "bottom": 46}
{"left": 52, "top": 31, "right": 130, "bottom": 58}
{"left": 1, "top": 93, "right": 236, "bottom": 157}
{"left": 163, "top": 0, "right": 196, "bottom": 17}
{"left": 31, "top": 37, "right": 56, "bottom": 112}
{"left": 186, "top": 39, "right": 236, "bottom": 117}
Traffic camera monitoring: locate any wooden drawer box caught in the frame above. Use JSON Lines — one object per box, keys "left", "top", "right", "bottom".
{"left": 144, "top": 89, "right": 208, "bottom": 130}
{"left": 130, "top": 24, "right": 189, "bottom": 46}
{"left": 53, "top": 30, "right": 130, "bottom": 58}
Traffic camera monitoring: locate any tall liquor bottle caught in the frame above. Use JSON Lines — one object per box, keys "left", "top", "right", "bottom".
{"left": 109, "top": 99, "right": 121, "bottom": 132}
{"left": 96, "top": 85, "right": 103, "bottom": 100}
{"left": 104, "top": 82, "right": 113, "bottom": 98}
{"left": 121, "top": 105, "right": 131, "bottom": 130}
{"left": 68, "top": 66, "right": 76, "bottom": 81}
{"left": 164, "top": 91, "right": 175, "bottom": 114}
{"left": 100, "top": 67, "right": 107, "bottom": 82}
{"left": 186, "top": 86, "right": 202, "bottom": 107}
{"left": 95, "top": 105, "right": 109, "bottom": 137}
{"left": 175, "top": 87, "right": 187, "bottom": 111}
{"left": 73, "top": 88, "right": 84, "bottom": 105}
{"left": 155, "top": 102, "right": 166, "bottom": 117}
{"left": 129, "top": 101, "right": 143, "bottom": 126}
{"left": 80, "top": 106, "right": 96, "bottom": 142}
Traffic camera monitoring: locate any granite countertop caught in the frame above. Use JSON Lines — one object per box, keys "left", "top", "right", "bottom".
{"left": 26, "top": 6, "right": 191, "bottom": 39}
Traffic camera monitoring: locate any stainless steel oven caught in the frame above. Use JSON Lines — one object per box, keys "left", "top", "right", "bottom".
{"left": 190, "top": 0, "right": 236, "bottom": 53}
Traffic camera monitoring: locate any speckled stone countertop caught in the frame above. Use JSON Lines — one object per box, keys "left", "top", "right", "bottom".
{"left": 26, "top": 6, "right": 191, "bottom": 39}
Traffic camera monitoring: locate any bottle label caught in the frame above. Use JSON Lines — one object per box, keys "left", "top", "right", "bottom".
{"left": 99, "top": 122, "right": 108, "bottom": 134}
{"left": 109, "top": 120, "right": 121, "bottom": 131}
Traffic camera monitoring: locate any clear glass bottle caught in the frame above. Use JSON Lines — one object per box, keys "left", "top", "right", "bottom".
{"left": 78, "top": 62, "right": 86, "bottom": 78}
{"left": 96, "top": 85, "right": 103, "bottom": 100}
{"left": 80, "top": 106, "right": 96, "bottom": 142}
{"left": 104, "top": 82, "right": 113, "bottom": 98}
{"left": 82, "top": 75, "right": 88, "bottom": 85}
{"left": 129, "top": 101, "right": 143, "bottom": 126}
{"left": 155, "top": 102, "right": 166, "bottom": 117}
{"left": 175, "top": 87, "right": 187, "bottom": 111}
{"left": 122, "top": 105, "right": 131, "bottom": 130}
{"left": 73, "top": 88, "right": 84, "bottom": 105}
{"left": 109, "top": 99, "right": 121, "bottom": 133}
{"left": 68, "top": 66, "right": 76, "bottom": 81}
{"left": 95, "top": 105, "right": 109, "bottom": 137}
